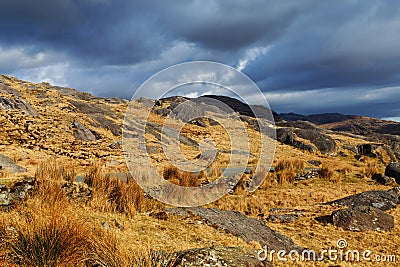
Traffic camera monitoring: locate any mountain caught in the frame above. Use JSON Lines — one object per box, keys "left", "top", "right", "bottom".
{"left": 1, "top": 74, "right": 400, "bottom": 265}
{"left": 279, "top": 112, "right": 356, "bottom": 125}
{"left": 280, "top": 112, "right": 400, "bottom": 136}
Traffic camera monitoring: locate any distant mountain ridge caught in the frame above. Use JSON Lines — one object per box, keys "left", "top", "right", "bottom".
{"left": 279, "top": 112, "right": 357, "bottom": 125}
{"left": 279, "top": 112, "right": 400, "bottom": 136}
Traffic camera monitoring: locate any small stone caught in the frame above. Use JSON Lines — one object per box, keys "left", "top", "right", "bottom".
{"left": 101, "top": 222, "right": 111, "bottom": 230}
{"left": 267, "top": 214, "right": 299, "bottom": 223}
{"left": 150, "top": 211, "right": 169, "bottom": 220}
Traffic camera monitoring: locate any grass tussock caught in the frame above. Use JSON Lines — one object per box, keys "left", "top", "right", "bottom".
{"left": 319, "top": 166, "right": 334, "bottom": 180}
{"left": 318, "top": 165, "right": 341, "bottom": 183}
{"left": 0, "top": 169, "right": 11, "bottom": 178}
{"left": 0, "top": 202, "right": 91, "bottom": 267}
{"left": 35, "top": 159, "right": 77, "bottom": 183}
{"left": 363, "top": 163, "right": 378, "bottom": 179}
{"left": 35, "top": 159, "right": 146, "bottom": 216}
{"left": 162, "top": 166, "right": 200, "bottom": 187}
{"left": 276, "top": 159, "right": 304, "bottom": 172}
{"left": 275, "top": 159, "right": 304, "bottom": 184}
{"left": 87, "top": 163, "right": 146, "bottom": 215}
{"left": 277, "top": 169, "right": 296, "bottom": 184}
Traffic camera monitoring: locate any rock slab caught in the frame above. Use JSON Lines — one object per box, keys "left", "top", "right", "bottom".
{"left": 0, "top": 154, "right": 26, "bottom": 173}
{"left": 332, "top": 206, "right": 394, "bottom": 232}
{"left": 385, "top": 162, "right": 400, "bottom": 184}
{"left": 167, "top": 207, "right": 304, "bottom": 252}
{"left": 324, "top": 188, "right": 400, "bottom": 211}
{"left": 174, "top": 246, "right": 270, "bottom": 267}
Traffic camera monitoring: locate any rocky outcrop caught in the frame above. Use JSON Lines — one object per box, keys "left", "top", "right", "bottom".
{"left": 357, "top": 143, "right": 376, "bottom": 157}
{"left": 276, "top": 128, "right": 316, "bottom": 153}
{"left": 167, "top": 207, "right": 304, "bottom": 252}
{"left": 267, "top": 213, "right": 299, "bottom": 223}
{"left": 371, "top": 173, "right": 394, "bottom": 185}
{"left": 385, "top": 162, "right": 400, "bottom": 184}
{"left": 277, "top": 123, "right": 338, "bottom": 155}
{"left": 332, "top": 206, "right": 394, "bottom": 232}
{"left": 145, "top": 122, "right": 198, "bottom": 148}
{"left": 0, "top": 96, "right": 37, "bottom": 115}
{"left": 61, "top": 182, "right": 92, "bottom": 203}
{"left": 70, "top": 100, "right": 121, "bottom": 136}
{"left": 72, "top": 121, "right": 97, "bottom": 141}
{"left": 293, "top": 128, "right": 337, "bottom": 155}
{"left": 0, "top": 178, "right": 34, "bottom": 207}
{"left": 324, "top": 187, "right": 400, "bottom": 211}
{"left": 0, "top": 154, "right": 26, "bottom": 173}
{"left": 173, "top": 246, "right": 270, "bottom": 267}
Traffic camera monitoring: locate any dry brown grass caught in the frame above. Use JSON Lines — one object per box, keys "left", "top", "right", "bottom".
{"left": 198, "top": 170, "right": 207, "bottom": 180}
{"left": 276, "top": 159, "right": 304, "bottom": 172}
{"left": 319, "top": 166, "right": 334, "bottom": 180}
{"left": 0, "top": 200, "right": 91, "bottom": 267}
{"left": 277, "top": 169, "right": 296, "bottom": 184}
{"left": 0, "top": 169, "right": 11, "bottom": 178}
{"left": 362, "top": 163, "right": 378, "bottom": 179}
{"left": 208, "top": 167, "right": 222, "bottom": 179}
{"left": 274, "top": 159, "right": 304, "bottom": 185}
{"left": 162, "top": 166, "right": 200, "bottom": 187}
{"left": 87, "top": 163, "right": 145, "bottom": 215}
{"left": 340, "top": 165, "right": 353, "bottom": 176}
{"left": 35, "top": 159, "right": 77, "bottom": 183}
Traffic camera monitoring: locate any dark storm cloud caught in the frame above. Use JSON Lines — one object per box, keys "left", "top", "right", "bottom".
{"left": 0, "top": 0, "right": 168, "bottom": 65}
{"left": 0, "top": 0, "right": 400, "bottom": 118}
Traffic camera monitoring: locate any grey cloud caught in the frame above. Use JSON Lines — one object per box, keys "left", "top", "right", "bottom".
{"left": 1, "top": 0, "right": 400, "bottom": 118}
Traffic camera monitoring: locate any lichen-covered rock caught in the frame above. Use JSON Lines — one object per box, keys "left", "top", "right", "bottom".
{"left": 72, "top": 121, "right": 97, "bottom": 141}
{"left": 332, "top": 206, "right": 394, "bottom": 232}
{"left": 0, "top": 178, "right": 35, "bottom": 207}
{"left": 385, "top": 162, "right": 400, "bottom": 184}
{"left": 324, "top": 188, "right": 400, "bottom": 211}
{"left": 61, "top": 182, "right": 92, "bottom": 203}
{"left": 0, "top": 154, "right": 26, "bottom": 173}
{"left": 167, "top": 207, "right": 304, "bottom": 252}
{"left": 0, "top": 96, "right": 37, "bottom": 115}
{"left": 174, "top": 246, "right": 271, "bottom": 267}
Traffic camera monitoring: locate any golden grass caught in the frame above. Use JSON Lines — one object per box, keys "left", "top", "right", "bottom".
{"left": 276, "top": 159, "right": 304, "bottom": 172}
{"left": 162, "top": 166, "right": 200, "bottom": 187}
{"left": 273, "top": 159, "right": 305, "bottom": 185}
{"left": 87, "top": 163, "right": 146, "bottom": 216}
{"left": 278, "top": 169, "right": 296, "bottom": 184}
{"left": 362, "top": 163, "right": 378, "bottom": 179}
{"left": 0, "top": 169, "right": 11, "bottom": 178}
{"left": 0, "top": 197, "right": 91, "bottom": 266}
{"left": 35, "top": 159, "right": 77, "bottom": 183}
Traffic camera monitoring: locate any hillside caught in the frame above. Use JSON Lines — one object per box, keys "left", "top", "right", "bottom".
{"left": 1, "top": 75, "right": 400, "bottom": 266}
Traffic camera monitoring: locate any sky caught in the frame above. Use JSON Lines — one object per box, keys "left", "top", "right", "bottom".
{"left": 0, "top": 0, "right": 400, "bottom": 120}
